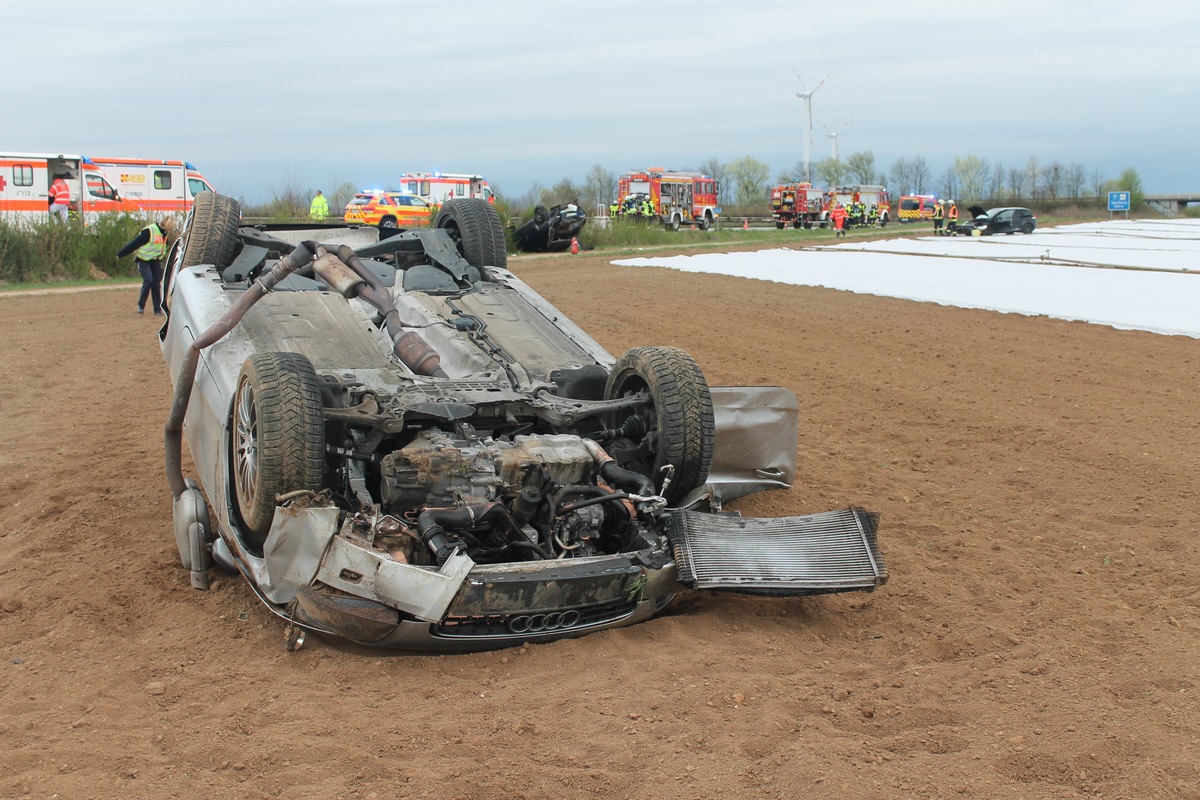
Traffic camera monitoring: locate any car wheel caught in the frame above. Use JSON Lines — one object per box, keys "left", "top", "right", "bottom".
{"left": 1021, "top": 222, "right": 1035, "bottom": 234}
{"left": 533, "top": 205, "right": 549, "bottom": 225}
{"left": 232, "top": 352, "right": 325, "bottom": 546}
{"left": 699, "top": 212, "right": 712, "bottom": 231}
{"left": 667, "top": 216, "right": 680, "bottom": 232}
{"left": 603, "top": 346, "right": 715, "bottom": 507}
{"left": 880, "top": 213, "right": 889, "bottom": 228}
{"left": 775, "top": 221, "right": 785, "bottom": 230}
{"left": 179, "top": 191, "right": 240, "bottom": 270}
{"left": 435, "top": 198, "right": 507, "bottom": 270}
{"left": 378, "top": 216, "right": 398, "bottom": 229}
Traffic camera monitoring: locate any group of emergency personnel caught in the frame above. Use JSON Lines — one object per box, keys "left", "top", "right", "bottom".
{"left": 932, "top": 199, "right": 959, "bottom": 235}
{"left": 612, "top": 193, "right": 656, "bottom": 220}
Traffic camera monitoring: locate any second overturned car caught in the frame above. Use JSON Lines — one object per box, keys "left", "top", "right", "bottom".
{"left": 511, "top": 202, "right": 587, "bottom": 252}
{"left": 160, "top": 193, "right": 886, "bottom": 652}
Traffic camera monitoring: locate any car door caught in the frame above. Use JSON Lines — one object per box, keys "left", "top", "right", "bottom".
{"left": 990, "top": 209, "right": 1013, "bottom": 234}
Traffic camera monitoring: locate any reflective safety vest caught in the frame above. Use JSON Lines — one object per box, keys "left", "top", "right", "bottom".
{"left": 310, "top": 194, "right": 329, "bottom": 220}
{"left": 135, "top": 223, "right": 168, "bottom": 261}
{"left": 50, "top": 179, "right": 70, "bottom": 206}
{"left": 933, "top": 204, "right": 944, "bottom": 220}
{"left": 948, "top": 205, "right": 959, "bottom": 221}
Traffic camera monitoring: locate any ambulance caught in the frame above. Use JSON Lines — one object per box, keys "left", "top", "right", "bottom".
{"left": 398, "top": 172, "right": 494, "bottom": 206}
{"left": 0, "top": 152, "right": 213, "bottom": 223}
{"left": 90, "top": 157, "right": 215, "bottom": 213}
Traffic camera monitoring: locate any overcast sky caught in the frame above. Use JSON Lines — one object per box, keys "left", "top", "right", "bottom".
{"left": 6, "top": 1, "right": 1196, "bottom": 203}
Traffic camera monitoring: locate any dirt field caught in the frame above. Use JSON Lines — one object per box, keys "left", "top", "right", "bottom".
{"left": 1, "top": 244, "right": 1198, "bottom": 800}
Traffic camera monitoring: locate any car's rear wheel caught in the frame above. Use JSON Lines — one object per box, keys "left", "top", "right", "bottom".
{"left": 1021, "top": 222, "right": 1035, "bottom": 234}
{"left": 232, "top": 352, "right": 325, "bottom": 547}
{"left": 603, "top": 346, "right": 715, "bottom": 507}
{"left": 435, "top": 198, "right": 507, "bottom": 270}
{"left": 379, "top": 216, "right": 398, "bottom": 229}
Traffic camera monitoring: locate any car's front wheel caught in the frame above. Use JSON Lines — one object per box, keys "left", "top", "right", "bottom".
{"left": 232, "top": 352, "right": 325, "bottom": 547}
{"left": 603, "top": 346, "right": 715, "bottom": 507}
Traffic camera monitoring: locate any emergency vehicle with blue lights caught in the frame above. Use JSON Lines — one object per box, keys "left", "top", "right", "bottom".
{"left": 343, "top": 190, "right": 435, "bottom": 228}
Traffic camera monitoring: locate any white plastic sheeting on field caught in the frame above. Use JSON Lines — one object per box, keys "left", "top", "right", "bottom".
{"left": 613, "top": 219, "right": 1200, "bottom": 338}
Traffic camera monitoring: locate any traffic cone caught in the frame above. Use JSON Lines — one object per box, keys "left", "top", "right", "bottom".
{"left": 570, "top": 237, "right": 579, "bottom": 255}
{"left": 742, "top": 218, "right": 749, "bottom": 230}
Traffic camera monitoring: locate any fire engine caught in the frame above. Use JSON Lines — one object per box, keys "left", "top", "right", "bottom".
{"left": 616, "top": 168, "right": 720, "bottom": 231}
{"left": 824, "top": 184, "right": 891, "bottom": 227}
{"left": 398, "top": 172, "right": 494, "bottom": 206}
{"left": 770, "top": 183, "right": 824, "bottom": 229}
{"left": 898, "top": 194, "right": 938, "bottom": 222}
{"left": 0, "top": 152, "right": 213, "bottom": 223}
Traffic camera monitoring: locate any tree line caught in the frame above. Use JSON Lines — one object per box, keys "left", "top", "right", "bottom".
{"left": 243, "top": 156, "right": 1148, "bottom": 221}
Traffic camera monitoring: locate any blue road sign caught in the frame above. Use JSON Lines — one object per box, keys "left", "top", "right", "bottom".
{"left": 1108, "top": 191, "right": 1131, "bottom": 212}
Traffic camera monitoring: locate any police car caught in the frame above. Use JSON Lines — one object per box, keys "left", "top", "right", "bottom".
{"left": 343, "top": 191, "right": 433, "bottom": 228}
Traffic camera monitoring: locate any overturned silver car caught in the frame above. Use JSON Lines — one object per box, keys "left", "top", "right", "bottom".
{"left": 160, "top": 193, "right": 886, "bottom": 652}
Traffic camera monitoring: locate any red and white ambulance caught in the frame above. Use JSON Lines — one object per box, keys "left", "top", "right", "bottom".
{"left": 398, "top": 172, "right": 494, "bottom": 206}
{"left": 0, "top": 152, "right": 214, "bottom": 223}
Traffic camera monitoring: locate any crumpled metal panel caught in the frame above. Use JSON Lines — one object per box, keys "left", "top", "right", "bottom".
{"left": 316, "top": 542, "right": 473, "bottom": 622}
{"left": 258, "top": 505, "right": 341, "bottom": 604}
{"left": 705, "top": 385, "right": 799, "bottom": 504}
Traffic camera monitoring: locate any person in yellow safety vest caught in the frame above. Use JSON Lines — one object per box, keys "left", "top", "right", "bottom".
{"left": 933, "top": 200, "right": 945, "bottom": 236}
{"left": 947, "top": 200, "right": 959, "bottom": 235}
{"left": 309, "top": 190, "right": 329, "bottom": 223}
{"left": 641, "top": 197, "right": 653, "bottom": 218}
{"left": 48, "top": 174, "right": 71, "bottom": 222}
{"left": 118, "top": 216, "right": 177, "bottom": 315}
{"left": 609, "top": 200, "right": 619, "bottom": 218}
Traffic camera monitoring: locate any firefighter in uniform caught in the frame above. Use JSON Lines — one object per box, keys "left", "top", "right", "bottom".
{"left": 933, "top": 200, "right": 945, "bottom": 235}
{"left": 831, "top": 203, "right": 848, "bottom": 237}
{"left": 947, "top": 200, "right": 959, "bottom": 235}
{"left": 118, "top": 217, "right": 177, "bottom": 315}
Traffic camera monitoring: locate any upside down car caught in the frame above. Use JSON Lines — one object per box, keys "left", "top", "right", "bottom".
{"left": 160, "top": 193, "right": 887, "bottom": 652}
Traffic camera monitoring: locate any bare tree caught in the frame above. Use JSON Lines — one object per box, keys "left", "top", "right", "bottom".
{"left": 726, "top": 155, "right": 771, "bottom": 209}
{"left": 1043, "top": 161, "right": 1064, "bottom": 200}
{"left": 1007, "top": 166, "right": 1026, "bottom": 200}
{"left": 776, "top": 162, "right": 808, "bottom": 184}
{"left": 952, "top": 155, "right": 989, "bottom": 203}
{"left": 1090, "top": 169, "right": 1106, "bottom": 199}
{"left": 1063, "top": 163, "right": 1088, "bottom": 199}
{"left": 939, "top": 167, "right": 959, "bottom": 202}
{"left": 844, "top": 151, "right": 878, "bottom": 184}
{"left": 328, "top": 181, "right": 358, "bottom": 220}
{"left": 696, "top": 157, "right": 728, "bottom": 198}
{"left": 889, "top": 157, "right": 914, "bottom": 194}
{"left": 583, "top": 164, "right": 617, "bottom": 214}
{"left": 910, "top": 157, "right": 932, "bottom": 194}
{"left": 986, "top": 162, "right": 1006, "bottom": 202}
{"left": 1024, "top": 157, "right": 1041, "bottom": 199}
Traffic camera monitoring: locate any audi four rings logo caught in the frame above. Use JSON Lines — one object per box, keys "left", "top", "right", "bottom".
{"left": 508, "top": 610, "right": 582, "bottom": 634}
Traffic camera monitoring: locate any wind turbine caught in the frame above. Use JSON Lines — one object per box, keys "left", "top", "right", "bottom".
{"left": 794, "top": 71, "right": 829, "bottom": 183}
{"left": 822, "top": 119, "right": 851, "bottom": 162}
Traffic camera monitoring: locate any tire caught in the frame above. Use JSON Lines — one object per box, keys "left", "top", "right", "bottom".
{"left": 435, "top": 198, "right": 507, "bottom": 270}
{"left": 775, "top": 221, "right": 785, "bottom": 230}
{"left": 603, "top": 346, "right": 715, "bottom": 507}
{"left": 699, "top": 212, "right": 712, "bottom": 231}
{"left": 232, "top": 352, "right": 325, "bottom": 546}
{"left": 533, "top": 205, "right": 549, "bottom": 225}
{"left": 1021, "top": 222, "right": 1035, "bottom": 234}
{"left": 880, "top": 213, "right": 889, "bottom": 228}
{"left": 666, "top": 215, "right": 680, "bottom": 232}
{"left": 180, "top": 192, "right": 240, "bottom": 270}
{"left": 379, "top": 216, "right": 398, "bottom": 229}
{"left": 792, "top": 219, "right": 802, "bottom": 230}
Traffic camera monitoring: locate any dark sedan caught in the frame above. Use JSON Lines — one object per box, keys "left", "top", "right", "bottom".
{"left": 955, "top": 206, "right": 1037, "bottom": 236}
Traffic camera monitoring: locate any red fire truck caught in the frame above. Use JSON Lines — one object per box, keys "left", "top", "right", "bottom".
{"left": 616, "top": 168, "right": 720, "bottom": 231}
{"left": 769, "top": 183, "right": 825, "bottom": 229}
{"left": 824, "top": 185, "right": 891, "bottom": 227}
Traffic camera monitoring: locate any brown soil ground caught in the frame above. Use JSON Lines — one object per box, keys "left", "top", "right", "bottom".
{"left": 1, "top": 245, "right": 1198, "bottom": 800}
